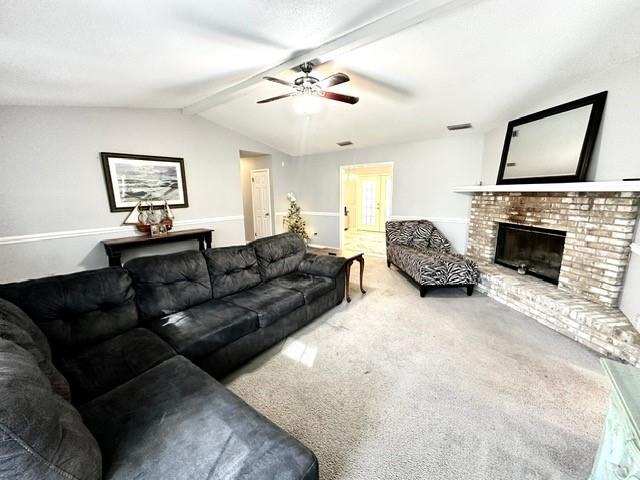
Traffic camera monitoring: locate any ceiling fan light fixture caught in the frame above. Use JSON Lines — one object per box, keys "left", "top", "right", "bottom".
{"left": 293, "top": 92, "right": 323, "bottom": 115}
{"left": 258, "top": 63, "right": 358, "bottom": 107}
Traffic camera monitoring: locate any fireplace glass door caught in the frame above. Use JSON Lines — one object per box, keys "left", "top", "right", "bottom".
{"left": 494, "top": 223, "right": 566, "bottom": 284}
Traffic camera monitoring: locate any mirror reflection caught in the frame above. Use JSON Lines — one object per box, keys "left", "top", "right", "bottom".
{"left": 503, "top": 105, "right": 592, "bottom": 180}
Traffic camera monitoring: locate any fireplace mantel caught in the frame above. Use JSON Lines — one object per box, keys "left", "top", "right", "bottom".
{"left": 453, "top": 180, "right": 640, "bottom": 193}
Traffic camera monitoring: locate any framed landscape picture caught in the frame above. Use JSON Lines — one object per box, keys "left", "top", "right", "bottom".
{"left": 101, "top": 152, "right": 189, "bottom": 212}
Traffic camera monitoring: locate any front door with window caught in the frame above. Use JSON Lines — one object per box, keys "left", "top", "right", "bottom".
{"left": 356, "top": 174, "right": 391, "bottom": 232}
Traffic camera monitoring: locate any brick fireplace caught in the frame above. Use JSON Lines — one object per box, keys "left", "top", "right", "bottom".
{"left": 468, "top": 192, "right": 639, "bottom": 307}
{"left": 465, "top": 190, "right": 640, "bottom": 364}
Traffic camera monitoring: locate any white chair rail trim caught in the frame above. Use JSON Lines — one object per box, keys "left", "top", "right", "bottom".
{"left": 0, "top": 216, "right": 244, "bottom": 246}
{"left": 275, "top": 211, "right": 341, "bottom": 217}
{"left": 389, "top": 215, "right": 469, "bottom": 224}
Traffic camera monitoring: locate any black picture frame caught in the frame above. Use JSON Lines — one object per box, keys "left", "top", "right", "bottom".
{"left": 496, "top": 91, "right": 607, "bottom": 185}
{"left": 101, "top": 152, "right": 189, "bottom": 212}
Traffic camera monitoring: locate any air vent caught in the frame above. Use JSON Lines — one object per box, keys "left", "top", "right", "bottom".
{"left": 446, "top": 123, "right": 472, "bottom": 131}
{"left": 337, "top": 141, "right": 353, "bottom": 147}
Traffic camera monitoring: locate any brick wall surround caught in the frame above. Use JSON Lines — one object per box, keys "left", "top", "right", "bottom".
{"left": 467, "top": 191, "right": 640, "bottom": 307}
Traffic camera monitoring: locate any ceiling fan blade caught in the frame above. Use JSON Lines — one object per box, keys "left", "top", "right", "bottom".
{"left": 317, "top": 73, "right": 350, "bottom": 89}
{"left": 256, "top": 92, "right": 298, "bottom": 104}
{"left": 263, "top": 76, "right": 296, "bottom": 88}
{"left": 320, "top": 91, "right": 359, "bottom": 104}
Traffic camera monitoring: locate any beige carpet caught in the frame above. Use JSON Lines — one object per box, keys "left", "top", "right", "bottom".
{"left": 225, "top": 257, "right": 609, "bottom": 480}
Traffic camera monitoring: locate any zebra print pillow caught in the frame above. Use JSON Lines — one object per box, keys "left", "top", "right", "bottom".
{"left": 429, "top": 227, "right": 452, "bottom": 253}
{"left": 410, "top": 221, "right": 434, "bottom": 250}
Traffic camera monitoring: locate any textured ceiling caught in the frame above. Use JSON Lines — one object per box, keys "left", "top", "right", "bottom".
{"left": 0, "top": 0, "right": 413, "bottom": 107}
{"left": 2, "top": 0, "right": 640, "bottom": 155}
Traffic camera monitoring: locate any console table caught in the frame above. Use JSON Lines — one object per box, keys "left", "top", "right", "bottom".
{"left": 590, "top": 358, "right": 640, "bottom": 479}
{"left": 102, "top": 228, "right": 213, "bottom": 266}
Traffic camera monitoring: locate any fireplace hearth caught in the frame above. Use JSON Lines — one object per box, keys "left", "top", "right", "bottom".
{"left": 465, "top": 191, "right": 640, "bottom": 364}
{"left": 494, "top": 222, "right": 566, "bottom": 284}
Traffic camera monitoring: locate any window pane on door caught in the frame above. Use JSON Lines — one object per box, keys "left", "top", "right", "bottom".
{"left": 361, "top": 180, "right": 377, "bottom": 226}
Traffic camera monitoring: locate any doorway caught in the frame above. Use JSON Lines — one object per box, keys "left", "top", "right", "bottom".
{"left": 251, "top": 168, "right": 273, "bottom": 239}
{"left": 240, "top": 152, "right": 273, "bottom": 242}
{"left": 340, "top": 163, "right": 393, "bottom": 256}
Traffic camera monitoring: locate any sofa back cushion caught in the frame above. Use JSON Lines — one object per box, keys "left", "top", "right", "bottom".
{"left": 204, "top": 245, "right": 262, "bottom": 299}
{"left": 385, "top": 220, "right": 452, "bottom": 252}
{"left": 0, "top": 297, "right": 51, "bottom": 358}
{"left": 0, "top": 338, "right": 101, "bottom": 479}
{"left": 126, "top": 250, "right": 212, "bottom": 320}
{"left": 0, "top": 299, "right": 70, "bottom": 400}
{"left": 0, "top": 267, "right": 138, "bottom": 352}
{"left": 250, "top": 232, "right": 306, "bottom": 281}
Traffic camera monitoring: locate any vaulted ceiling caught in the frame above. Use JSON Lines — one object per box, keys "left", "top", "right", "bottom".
{"left": 2, "top": 0, "right": 639, "bottom": 155}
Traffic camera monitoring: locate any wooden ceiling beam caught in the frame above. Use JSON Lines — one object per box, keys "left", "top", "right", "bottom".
{"left": 182, "top": 0, "right": 479, "bottom": 115}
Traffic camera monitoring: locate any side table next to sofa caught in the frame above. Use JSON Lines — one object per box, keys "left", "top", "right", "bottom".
{"left": 309, "top": 248, "right": 366, "bottom": 302}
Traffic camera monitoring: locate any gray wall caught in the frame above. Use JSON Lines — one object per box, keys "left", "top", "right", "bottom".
{"left": 480, "top": 57, "right": 640, "bottom": 185}
{"left": 275, "top": 133, "right": 484, "bottom": 252}
{"left": 0, "top": 106, "right": 291, "bottom": 282}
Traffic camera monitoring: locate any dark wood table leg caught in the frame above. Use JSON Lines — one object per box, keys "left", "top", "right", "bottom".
{"left": 357, "top": 255, "right": 366, "bottom": 294}
{"left": 345, "top": 259, "right": 353, "bottom": 303}
{"left": 104, "top": 246, "right": 122, "bottom": 267}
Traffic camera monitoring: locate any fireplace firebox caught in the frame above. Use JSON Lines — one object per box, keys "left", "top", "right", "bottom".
{"left": 494, "top": 223, "right": 566, "bottom": 284}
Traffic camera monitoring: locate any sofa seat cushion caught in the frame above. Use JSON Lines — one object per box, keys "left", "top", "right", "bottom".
{"left": 56, "top": 328, "right": 175, "bottom": 405}
{"left": 269, "top": 272, "right": 335, "bottom": 303}
{"left": 388, "top": 245, "right": 478, "bottom": 286}
{"left": 204, "top": 245, "right": 262, "bottom": 299}
{"left": 80, "top": 356, "right": 318, "bottom": 480}
{"left": 147, "top": 300, "right": 258, "bottom": 358}
{"left": 125, "top": 250, "right": 212, "bottom": 321}
{"left": 224, "top": 283, "right": 305, "bottom": 328}
{"left": 0, "top": 338, "right": 102, "bottom": 480}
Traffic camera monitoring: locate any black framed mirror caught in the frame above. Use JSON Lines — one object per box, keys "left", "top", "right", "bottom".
{"left": 496, "top": 91, "right": 607, "bottom": 184}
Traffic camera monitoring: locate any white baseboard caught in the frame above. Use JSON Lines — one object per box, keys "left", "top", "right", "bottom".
{"left": 307, "top": 243, "right": 337, "bottom": 249}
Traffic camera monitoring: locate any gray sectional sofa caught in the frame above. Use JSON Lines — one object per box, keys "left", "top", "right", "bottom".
{"left": 0, "top": 232, "right": 346, "bottom": 479}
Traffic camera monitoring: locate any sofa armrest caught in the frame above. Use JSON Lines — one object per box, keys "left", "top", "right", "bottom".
{"left": 298, "top": 253, "right": 346, "bottom": 278}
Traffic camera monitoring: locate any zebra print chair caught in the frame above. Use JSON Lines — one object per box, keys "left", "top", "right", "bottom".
{"left": 386, "top": 220, "right": 478, "bottom": 297}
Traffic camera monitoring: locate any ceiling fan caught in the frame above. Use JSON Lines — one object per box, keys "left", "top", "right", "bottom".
{"left": 257, "top": 62, "right": 359, "bottom": 105}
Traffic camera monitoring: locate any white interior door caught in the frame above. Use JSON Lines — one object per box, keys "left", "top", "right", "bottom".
{"left": 251, "top": 169, "right": 273, "bottom": 239}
